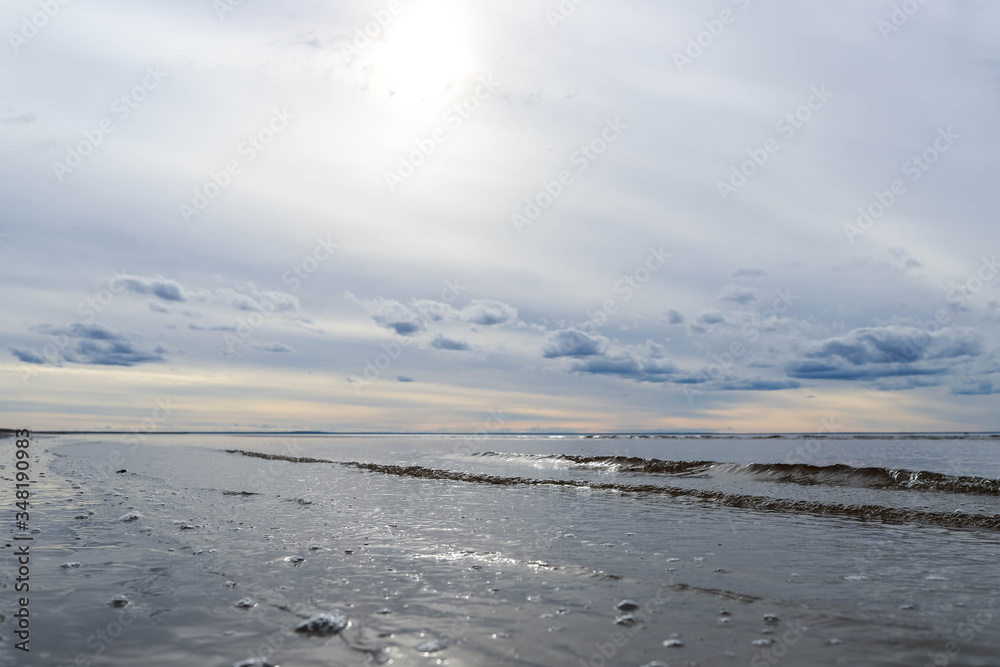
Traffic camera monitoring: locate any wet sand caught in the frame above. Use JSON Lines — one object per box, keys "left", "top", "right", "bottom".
{"left": 2, "top": 432, "right": 999, "bottom": 666}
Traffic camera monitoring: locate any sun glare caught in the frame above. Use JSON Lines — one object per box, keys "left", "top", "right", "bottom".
{"left": 368, "top": 0, "right": 477, "bottom": 101}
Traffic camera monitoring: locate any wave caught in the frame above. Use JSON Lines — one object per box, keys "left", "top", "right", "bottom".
{"left": 473, "top": 452, "right": 1000, "bottom": 497}
{"left": 225, "top": 449, "right": 334, "bottom": 464}
{"left": 338, "top": 461, "right": 1000, "bottom": 532}
{"left": 223, "top": 449, "right": 1000, "bottom": 530}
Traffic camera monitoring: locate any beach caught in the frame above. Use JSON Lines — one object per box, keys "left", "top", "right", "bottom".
{"left": 2, "top": 432, "right": 1000, "bottom": 666}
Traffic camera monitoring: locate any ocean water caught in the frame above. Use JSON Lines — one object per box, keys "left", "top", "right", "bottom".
{"left": 3, "top": 432, "right": 1000, "bottom": 666}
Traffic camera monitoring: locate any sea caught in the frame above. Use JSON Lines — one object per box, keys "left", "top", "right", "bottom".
{"left": 2, "top": 432, "right": 999, "bottom": 666}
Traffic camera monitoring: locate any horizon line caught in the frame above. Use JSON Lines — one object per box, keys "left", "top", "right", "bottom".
{"left": 6, "top": 429, "right": 1000, "bottom": 436}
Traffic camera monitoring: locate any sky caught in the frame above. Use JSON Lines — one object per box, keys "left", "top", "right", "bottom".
{"left": 2, "top": 0, "right": 999, "bottom": 433}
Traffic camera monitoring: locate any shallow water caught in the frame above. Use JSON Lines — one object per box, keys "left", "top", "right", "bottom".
{"left": 3, "top": 432, "right": 1000, "bottom": 666}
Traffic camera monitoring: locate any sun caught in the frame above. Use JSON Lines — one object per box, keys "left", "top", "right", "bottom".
{"left": 366, "top": 0, "right": 478, "bottom": 102}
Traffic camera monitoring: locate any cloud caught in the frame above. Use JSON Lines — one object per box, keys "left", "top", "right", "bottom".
{"left": 116, "top": 274, "right": 187, "bottom": 301}
{"left": 787, "top": 362, "right": 944, "bottom": 381}
{"left": 397, "top": 375, "right": 415, "bottom": 382}
{"left": 113, "top": 274, "right": 298, "bottom": 316}
{"left": 431, "top": 334, "right": 470, "bottom": 351}
{"left": 542, "top": 329, "right": 608, "bottom": 358}
{"left": 572, "top": 354, "right": 640, "bottom": 375}
{"left": 346, "top": 293, "right": 518, "bottom": 336}
{"left": 410, "top": 299, "right": 457, "bottom": 323}
{"left": 345, "top": 292, "right": 428, "bottom": 336}
{"left": 10, "top": 347, "right": 45, "bottom": 364}
{"left": 18, "top": 323, "right": 166, "bottom": 367}
{"left": 188, "top": 323, "right": 238, "bottom": 331}
{"left": 666, "top": 309, "right": 685, "bottom": 324}
{"left": 460, "top": 299, "right": 518, "bottom": 326}
{"left": 1, "top": 112, "right": 36, "bottom": 124}
{"left": 559, "top": 339, "right": 680, "bottom": 383}
{"left": 730, "top": 267, "right": 769, "bottom": 278}
{"left": 889, "top": 247, "right": 923, "bottom": 269}
{"left": 251, "top": 342, "right": 295, "bottom": 353}
{"left": 718, "top": 284, "right": 759, "bottom": 305}
{"left": 951, "top": 379, "right": 1000, "bottom": 395}
{"left": 802, "top": 326, "right": 983, "bottom": 366}
{"left": 714, "top": 378, "right": 801, "bottom": 391}
{"left": 698, "top": 310, "right": 727, "bottom": 325}
{"left": 785, "top": 326, "right": 984, "bottom": 383}
{"left": 874, "top": 376, "right": 943, "bottom": 391}
{"left": 215, "top": 286, "right": 298, "bottom": 313}
{"left": 571, "top": 353, "right": 679, "bottom": 383}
